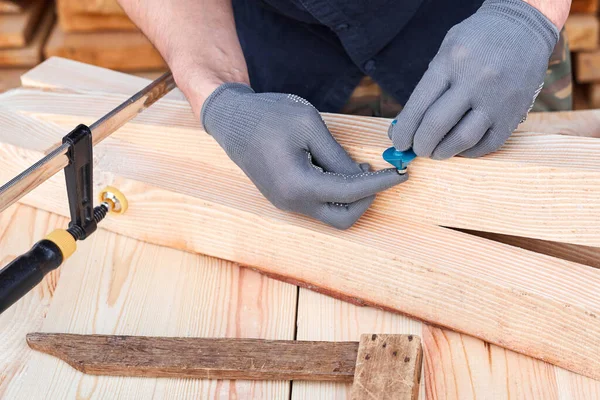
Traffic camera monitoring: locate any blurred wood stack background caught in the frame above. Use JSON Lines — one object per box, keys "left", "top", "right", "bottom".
{"left": 2, "top": 0, "right": 600, "bottom": 105}
{"left": 0, "top": 0, "right": 53, "bottom": 91}
{"left": 47, "top": 0, "right": 165, "bottom": 76}
{"left": 567, "top": 0, "right": 600, "bottom": 108}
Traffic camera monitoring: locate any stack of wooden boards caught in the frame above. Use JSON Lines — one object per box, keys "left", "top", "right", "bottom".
{"left": 46, "top": 0, "right": 165, "bottom": 74}
{"left": 566, "top": 0, "right": 600, "bottom": 108}
{"left": 1, "top": 57, "right": 600, "bottom": 398}
{"left": 0, "top": 0, "right": 53, "bottom": 91}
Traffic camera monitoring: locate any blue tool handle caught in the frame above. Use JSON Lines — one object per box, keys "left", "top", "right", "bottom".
{"left": 0, "top": 240, "right": 63, "bottom": 314}
{"left": 382, "top": 147, "right": 417, "bottom": 170}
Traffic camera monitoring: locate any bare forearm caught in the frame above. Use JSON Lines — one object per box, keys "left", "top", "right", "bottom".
{"left": 523, "top": 0, "right": 571, "bottom": 29}
{"left": 118, "top": 0, "right": 249, "bottom": 117}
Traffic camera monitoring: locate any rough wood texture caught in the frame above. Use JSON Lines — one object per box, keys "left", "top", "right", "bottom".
{"left": 589, "top": 83, "right": 600, "bottom": 109}
{"left": 576, "top": 51, "right": 600, "bottom": 83}
{"left": 571, "top": 0, "right": 598, "bottom": 13}
{"left": 0, "top": 6, "right": 53, "bottom": 67}
{"left": 0, "top": 0, "right": 47, "bottom": 49}
{"left": 565, "top": 14, "right": 599, "bottom": 51}
{"left": 3, "top": 61, "right": 600, "bottom": 380}
{"left": 27, "top": 333, "right": 359, "bottom": 382}
{"left": 14, "top": 58, "right": 600, "bottom": 247}
{"left": 0, "top": 204, "right": 297, "bottom": 399}
{"left": 351, "top": 334, "right": 422, "bottom": 400}
{"left": 44, "top": 26, "right": 165, "bottom": 71}
{"left": 57, "top": 0, "right": 136, "bottom": 32}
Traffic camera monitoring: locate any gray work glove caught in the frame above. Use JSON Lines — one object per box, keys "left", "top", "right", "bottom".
{"left": 388, "top": 0, "right": 559, "bottom": 159}
{"left": 201, "top": 83, "right": 406, "bottom": 229}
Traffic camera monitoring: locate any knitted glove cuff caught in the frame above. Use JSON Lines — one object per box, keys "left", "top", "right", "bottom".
{"left": 200, "top": 82, "right": 255, "bottom": 134}
{"left": 479, "top": 0, "right": 560, "bottom": 52}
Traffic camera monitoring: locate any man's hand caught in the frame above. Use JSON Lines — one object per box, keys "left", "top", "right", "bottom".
{"left": 388, "top": 0, "right": 560, "bottom": 160}
{"left": 202, "top": 84, "right": 406, "bottom": 229}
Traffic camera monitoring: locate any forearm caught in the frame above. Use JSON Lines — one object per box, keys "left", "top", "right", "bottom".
{"left": 523, "top": 0, "right": 571, "bottom": 29}
{"left": 118, "top": 0, "right": 249, "bottom": 117}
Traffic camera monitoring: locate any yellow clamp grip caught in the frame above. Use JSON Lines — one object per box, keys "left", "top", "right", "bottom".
{"left": 45, "top": 229, "right": 77, "bottom": 260}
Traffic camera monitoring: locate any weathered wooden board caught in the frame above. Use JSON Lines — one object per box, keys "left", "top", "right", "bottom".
{"left": 294, "top": 290, "right": 600, "bottom": 400}
{"left": 27, "top": 333, "right": 360, "bottom": 382}
{"left": 518, "top": 109, "right": 600, "bottom": 137}
{"left": 351, "top": 334, "right": 422, "bottom": 400}
{"left": 56, "top": 0, "right": 136, "bottom": 32}
{"left": 13, "top": 58, "right": 600, "bottom": 247}
{"left": 44, "top": 26, "right": 165, "bottom": 71}
{"left": 565, "top": 14, "right": 599, "bottom": 51}
{"left": 0, "top": 6, "right": 53, "bottom": 67}
{"left": 0, "top": 205, "right": 297, "bottom": 399}
{"left": 0, "top": 0, "right": 47, "bottom": 49}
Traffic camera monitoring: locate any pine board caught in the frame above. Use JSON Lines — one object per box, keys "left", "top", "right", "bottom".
{"left": 0, "top": 204, "right": 297, "bottom": 399}
{"left": 0, "top": 0, "right": 47, "bottom": 49}
{"left": 44, "top": 26, "right": 165, "bottom": 71}
{"left": 12, "top": 58, "right": 600, "bottom": 247}
{"left": 565, "top": 14, "right": 599, "bottom": 51}
{"left": 0, "top": 6, "right": 54, "bottom": 67}
{"left": 518, "top": 109, "right": 600, "bottom": 137}
{"left": 576, "top": 51, "right": 600, "bottom": 83}
{"left": 293, "top": 290, "right": 600, "bottom": 400}
{"left": 0, "top": 69, "right": 26, "bottom": 92}
{"left": 57, "top": 0, "right": 136, "bottom": 32}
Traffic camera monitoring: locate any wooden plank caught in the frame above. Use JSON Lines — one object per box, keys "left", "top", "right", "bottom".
{"left": 0, "top": 0, "right": 22, "bottom": 13}
{"left": 571, "top": 0, "right": 598, "bottom": 14}
{"left": 0, "top": 205, "right": 68, "bottom": 398}
{"left": 12, "top": 60, "right": 600, "bottom": 246}
{"left": 3, "top": 74, "right": 600, "bottom": 379}
{"left": 576, "top": 51, "right": 600, "bottom": 83}
{"left": 57, "top": 0, "right": 136, "bottom": 32}
{"left": 351, "top": 334, "right": 422, "bottom": 400}
{"left": 565, "top": 14, "right": 599, "bottom": 51}
{"left": 1, "top": 205, "right": 297, "bottom": 398}
{"left": 0, "top": 6, "right": 54, "bottom": 67}
{"left": 518, "top": 109, "right": 600, "bottom": 137}
{"left": 293, "top": 290, "right": 600, "bottom": 400}
{"left": 27, "top": 333, "right": 359, "bottom": 382}
{"left": 44, "top": 25, "right": 165, "bottom": 71}
{"left": 459, "top": 230, "right": 600, "bottom": 269}
{"left": 0, "top": 0, "right": 47, "bottom": 49}
{"left": 589, "top": 83, "right": 600, "bottom": 109}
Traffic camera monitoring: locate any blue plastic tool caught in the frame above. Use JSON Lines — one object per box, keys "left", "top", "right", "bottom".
{"left": 382, "top": 147, "right": 417, "bottom": 171}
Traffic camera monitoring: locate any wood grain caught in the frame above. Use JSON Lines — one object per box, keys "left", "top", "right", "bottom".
{"left": 518, "top": 109, "right": 600, "bottom": 137}
{"left": 27, "top": 333, "right": 359, "bottom": 382}
{"left": 0, "top": 208, "right": 297, "bottom": 398}
{"left": 44, "top": 26, "right": 165, "bottom": 71}
{"left": 57, "top": 0, "right": 136, "bottom": 32}
{"left": 565, "top": 14, "right": 599, "bottom": 51}
{"left": 459, "top": 230, "right": 600, "bottom": 269}
{"left": 294, "top": 290, "right": 600, "bottom": 400}
{"left": 0, "top": 0, "right": 47, "bottom": 49}
{"left": 351, "top": 334, "right": 422, "bottom": 400}
{"left": 0, "top": 7, "right": 54, "bottom": 68}
{"left": 11, "top": 59, "right": 600, "bottom": 246}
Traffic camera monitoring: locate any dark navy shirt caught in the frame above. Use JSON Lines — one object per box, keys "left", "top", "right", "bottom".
{"left": 232, "top": 0, "right": 485, "bottom": 112}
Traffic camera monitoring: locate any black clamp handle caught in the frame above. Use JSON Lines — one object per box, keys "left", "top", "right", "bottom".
{"left": 0, "top": 124, "right": 107, "bottom": 314}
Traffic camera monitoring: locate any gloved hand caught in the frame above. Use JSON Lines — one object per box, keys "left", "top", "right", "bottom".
{"left": 388, "top": 0, "right": 559, "bottom": 160}
{"left": 201, "top": 83, "right": 406, "bottom": 229}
